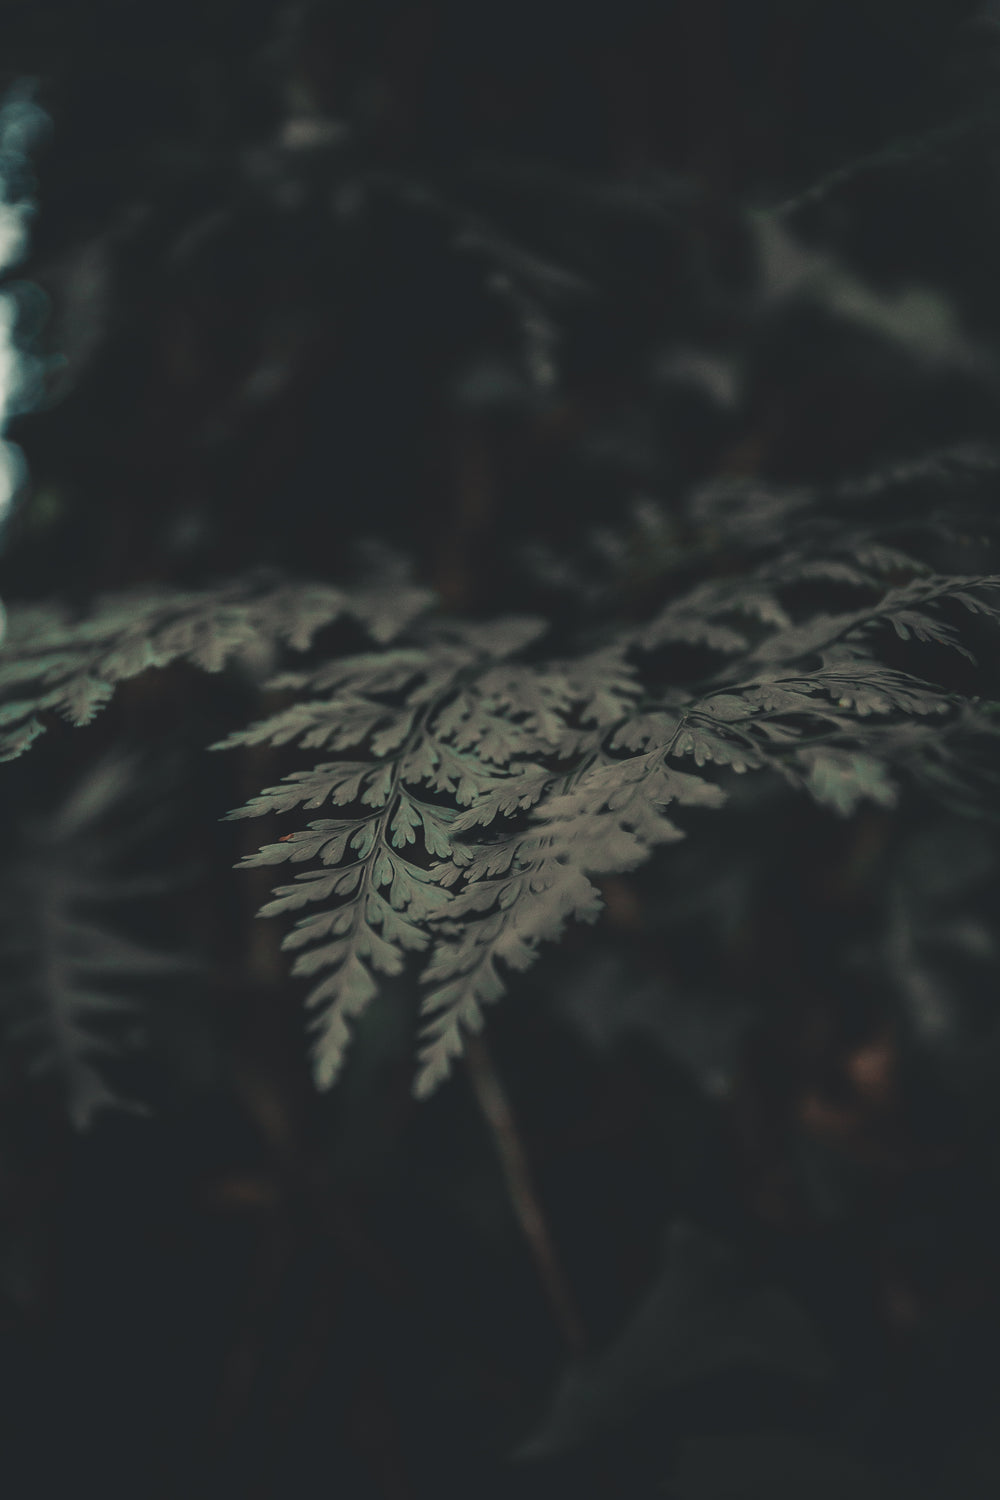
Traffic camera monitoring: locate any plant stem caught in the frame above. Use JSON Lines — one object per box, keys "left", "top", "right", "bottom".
{"left": 463, "top": 1032, "right": 588, "bottom": 1359}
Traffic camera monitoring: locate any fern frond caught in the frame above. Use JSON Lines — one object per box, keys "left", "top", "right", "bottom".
{"left": 415, "top": 751, "right": 724, "bottom": 1096}
{"left": 217, "top": 623, "right": 641, "bottom": 1088}
{"left": 0, "top": 756, "right": 192, "bottom": 1128}
{"left": 0, "top": 575, "right": 434, "bottom": 759}
{"left": 213, "top": 555, "right": 1000, "bottom": 1098}
{"left": 745, "top": 574, "right": 1000, "bottom": 667}
{"left": 6, "top": 497, "right": 1000, "bottom": 1105}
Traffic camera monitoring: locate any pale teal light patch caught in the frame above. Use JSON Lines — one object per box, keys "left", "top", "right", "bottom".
{"left": 0, "top": 82, "right": 50, "bottom": 561}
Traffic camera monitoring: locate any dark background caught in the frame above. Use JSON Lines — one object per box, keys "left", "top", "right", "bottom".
{"left": 3, "top": 3, "right": 1000, "bottom": 1496}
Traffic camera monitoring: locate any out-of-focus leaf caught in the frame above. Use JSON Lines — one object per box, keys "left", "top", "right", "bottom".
{"left": 517, "top": 1221, "right": 830, "bottom": 1460}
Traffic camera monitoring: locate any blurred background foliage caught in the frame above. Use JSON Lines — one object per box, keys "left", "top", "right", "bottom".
{"left": 4, "top": 1, "right": 1000, "bottom": 1496}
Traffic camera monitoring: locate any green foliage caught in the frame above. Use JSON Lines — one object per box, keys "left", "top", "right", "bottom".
{"left": 0, "top": 755, "right": 192, "bottom": 1127}
{"left": 2, "top": 502, "right": 1000, "bottom": 1103}
{"left": 0, "top": 574, "right": 432, "bottom": 759}
{"left": 9, "top": 5, "right": 1000, "bottom": 1496}
{"left": 519, "top": 1221, "right": 830, "bottom": 1460}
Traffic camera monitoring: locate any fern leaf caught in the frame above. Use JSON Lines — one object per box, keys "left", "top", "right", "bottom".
{"left": 798, "top": 747, "right": 898, "bottom": 817}
{"left": 221, "top": 620, "right": 597, "bottom": 1086}
{"left": 414, "top": 750, "right": 724, "bottom": 1096}
{"left": 0, "top": 756, "right": 193, "bottom": 1128}
{"left": 0, "top": 577, "right": 433, "bottom": 759}
{"left": 224, "top": 560, "right": 1000, "bottom": 1098}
